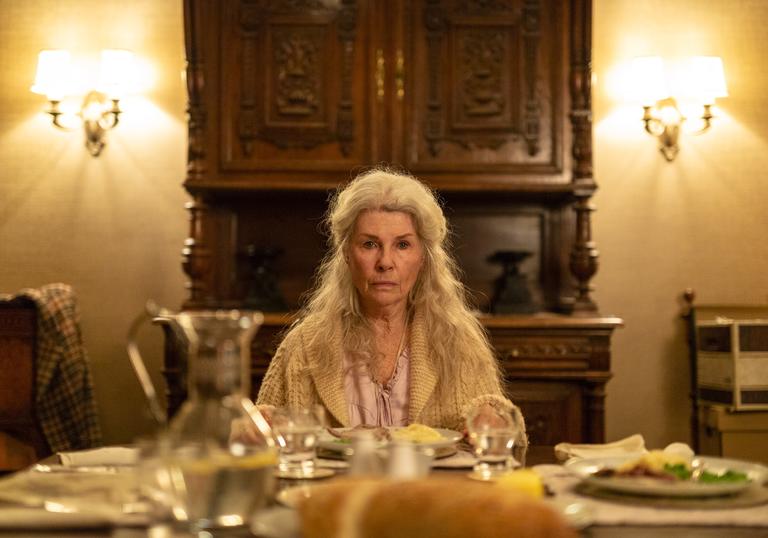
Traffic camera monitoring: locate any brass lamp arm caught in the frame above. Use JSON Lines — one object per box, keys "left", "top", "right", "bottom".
{"left": 44, "top": 91, "right": 123, "bottom": 156}
{"left": 690, "top": 104, "right": 715, "bottom": 136}
{"left": 47, "top": 101, "right": 79, "bottom": 132}
{"left": 642, "top": 106, "right": 667, "bottom": 137}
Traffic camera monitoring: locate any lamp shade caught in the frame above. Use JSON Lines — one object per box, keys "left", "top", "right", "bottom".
{"left": 628, "top": 56, "right": 669, "bottom": 105}
{"left": 669, "top": 56, "right": 728, "bottom": 103}
{"left": 31, "top": 50, "right": 72, "bottom": 100}
{"left": 97, "top": 49, "right": 135, "bottom": 99}
{"left": 687, "top": 56, "right": 728, "bottom": 102}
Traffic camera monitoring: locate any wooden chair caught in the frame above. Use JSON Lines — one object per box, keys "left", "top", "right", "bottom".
{"left": 0, "top": 297, "right": 51, "bottom": 471}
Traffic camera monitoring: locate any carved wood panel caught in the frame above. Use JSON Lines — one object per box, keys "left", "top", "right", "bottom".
{"left": 219, "top": 0, "right": 371, "bottom": 172}
{"left": 404, "top": 0, "right": 563, "bottom": 177}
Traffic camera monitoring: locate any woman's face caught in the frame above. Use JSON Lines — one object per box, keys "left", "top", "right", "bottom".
{"left": 347, "top": 209, "right": 424, "bottom": 315}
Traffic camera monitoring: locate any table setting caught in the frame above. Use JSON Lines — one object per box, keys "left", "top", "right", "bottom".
{"left": 537, "top": 436, "right": 768, "bottom": 538}
{"left": 0, "top": 425, "right": 767, "bottom": 537}
{"left": 1, "top": 307, "right": 766, "bottom": 537}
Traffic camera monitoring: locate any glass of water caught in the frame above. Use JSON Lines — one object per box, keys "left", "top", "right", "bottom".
{"left": 271, "top": 406, "right": 323, "bottom": 479}
{"left": 466, "top": 404, "right": 523, "bottom": 480}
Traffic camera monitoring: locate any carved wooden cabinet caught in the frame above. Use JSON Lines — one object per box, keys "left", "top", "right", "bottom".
{"left": 176, "top": 0, "right": 621, "bottom": 444}
{"left": 482, "top": 315, "right": 621, "bottom": 445}
{"left": 188, "top": 0, "right": 570, "bottom": 184}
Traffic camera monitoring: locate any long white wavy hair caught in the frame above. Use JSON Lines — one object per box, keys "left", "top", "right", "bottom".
{"left": 293, "top": 168, "right": 500, "bottom": 386}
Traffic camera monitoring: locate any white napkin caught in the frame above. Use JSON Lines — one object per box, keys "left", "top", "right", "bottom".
{"left": 58, "top": 446, "right": 139, "bottom": 467}
{"left": 554, "top": 434, "right": 647, "bottom": 463}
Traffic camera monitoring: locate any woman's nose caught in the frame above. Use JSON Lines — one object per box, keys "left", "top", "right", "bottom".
{"left": 376, "top": 247, "right": 394, "bottom": 270}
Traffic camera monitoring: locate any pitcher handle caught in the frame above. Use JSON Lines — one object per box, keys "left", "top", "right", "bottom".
{"left": 126, "top": 301, "right": 172, "bottom": 427}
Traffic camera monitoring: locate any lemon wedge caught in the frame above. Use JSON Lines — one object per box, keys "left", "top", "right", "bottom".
{"left": 495, "top": 469, "right": 545, "bottom": 499}
{"left": 177, "top": 449, "right": 278, "bottom": 473}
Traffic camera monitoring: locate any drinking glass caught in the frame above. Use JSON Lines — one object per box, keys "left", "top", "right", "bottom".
{"left": 386, "top": 441, "right": 435, "bottom": 479}
{"left": 466, "top": 404, "right": 523, "bottom": 480}
{"left": 271, "top": 406, "right": 324, "bottom": 479}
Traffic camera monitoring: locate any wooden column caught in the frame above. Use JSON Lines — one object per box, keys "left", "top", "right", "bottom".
{"left": 568, "top": 0, "right": 599, "bottom": 314}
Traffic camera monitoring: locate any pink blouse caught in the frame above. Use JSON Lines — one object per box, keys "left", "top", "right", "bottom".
{"left": 343, "top": 347, "right": 410, "bottom": 427}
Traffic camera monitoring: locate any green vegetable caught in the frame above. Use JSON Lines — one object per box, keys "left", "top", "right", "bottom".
{"left": 698, "top": 469, "right": 749, "bottom": 483}
{"left": 662, "top": 463, "right": 749, "bottom": 484}
{"left": 663, "top": 463, "right": 692, "bottom": 480}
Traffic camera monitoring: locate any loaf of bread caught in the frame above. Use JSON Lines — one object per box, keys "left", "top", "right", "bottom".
{"left": 299, "top": 477, "right": 577, "bottom": 538}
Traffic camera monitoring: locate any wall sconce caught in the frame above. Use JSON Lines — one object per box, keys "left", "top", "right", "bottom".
{"left": 31, "top": 49, "right": 135, "bottom": 157}
{"left": 631, "top": 56, "right": 728, "bottom": 161}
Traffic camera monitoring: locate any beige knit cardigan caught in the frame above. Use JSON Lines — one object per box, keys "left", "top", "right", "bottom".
{"left": 256, "top": 308, "right": 524, "bottom": 434}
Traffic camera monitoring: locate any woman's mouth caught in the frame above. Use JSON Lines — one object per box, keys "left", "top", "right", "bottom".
{"left": 370, "top": 281, "right": 397, "bottom": 288}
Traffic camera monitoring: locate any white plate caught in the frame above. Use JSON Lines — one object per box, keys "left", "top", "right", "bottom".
{"left": 566, "top": 455, "right": 768, "bottom": 497}
{"left": 317, "top": 427, "right": 462, "bottom": 456}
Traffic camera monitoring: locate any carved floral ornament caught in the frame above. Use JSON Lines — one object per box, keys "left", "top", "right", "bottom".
{"left": 274, "top": 34, "right": 320, "bottom": 117}
{"left": 461, "top": 32, "right": 506, "bottom": 118}
{"left": 235, "top": 0, "right": 357, "bottom": 155}
{"left": 424, "top": 0, "right": 541, "bottom": 156}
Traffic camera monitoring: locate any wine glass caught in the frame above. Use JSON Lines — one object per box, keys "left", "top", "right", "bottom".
{"left": 271, "top": 406, "right": 324, "bottom": 479}
{"left": 466, "top": 404, "right": 523, "bottom": 480}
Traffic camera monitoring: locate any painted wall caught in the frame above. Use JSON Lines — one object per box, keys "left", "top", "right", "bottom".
{"left": 593, "top": 0, "right": 768, "bottom": 449}
{"left": 0, "top": 0, "right": 188, "bottom": 444}
{"left": 1, "top": 0, "right": 766, "bottom": 449}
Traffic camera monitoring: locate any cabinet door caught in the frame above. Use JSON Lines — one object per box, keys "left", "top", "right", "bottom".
{"left": 506, "top": 381, "right": 582, "bottom": 446}
{"left": 399, "top": 0, "right": 568, "bottom": 187}
{"left": 215, "top": 1, "right": 376, "bottom": 184}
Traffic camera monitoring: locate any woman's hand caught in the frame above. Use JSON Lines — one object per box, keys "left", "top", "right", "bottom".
{"left": 466, "top": 403, "right": 510, "bottom": 429}
{"left": 256, "top": 404, "right": 276, "bottom": 425}
{"left": 229, "top": 404, "right": 276, "bottom": 445}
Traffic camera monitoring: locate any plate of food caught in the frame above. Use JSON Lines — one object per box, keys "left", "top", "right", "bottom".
{"left": 566, "top": 451, "right": 768, "bottom": 498}
{"left": 316, "top": 424, "right": 462, "bottom": 458}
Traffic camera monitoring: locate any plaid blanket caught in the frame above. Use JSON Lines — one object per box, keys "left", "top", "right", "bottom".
{"left": 6, "top": 284, "right": 102, "bottom": 452}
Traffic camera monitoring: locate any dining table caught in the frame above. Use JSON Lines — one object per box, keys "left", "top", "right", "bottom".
{"left": 0, "top": 445, "right": 766, "bottom": 538}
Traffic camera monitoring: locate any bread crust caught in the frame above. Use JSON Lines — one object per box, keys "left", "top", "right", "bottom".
{"left": 298, "top": 477, "right": 577, "bottom": 538}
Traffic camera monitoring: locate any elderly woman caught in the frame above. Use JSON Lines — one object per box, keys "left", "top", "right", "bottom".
{"left": 257, "top": 169, "right": 524, "bottom": 434}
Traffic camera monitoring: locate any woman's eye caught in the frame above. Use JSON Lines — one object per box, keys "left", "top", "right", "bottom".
{"left": 397, "top": 240, "right": 410, "bottom": 249}
{"left": 363, "top": 240, "right": 377, "bottom": 249}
